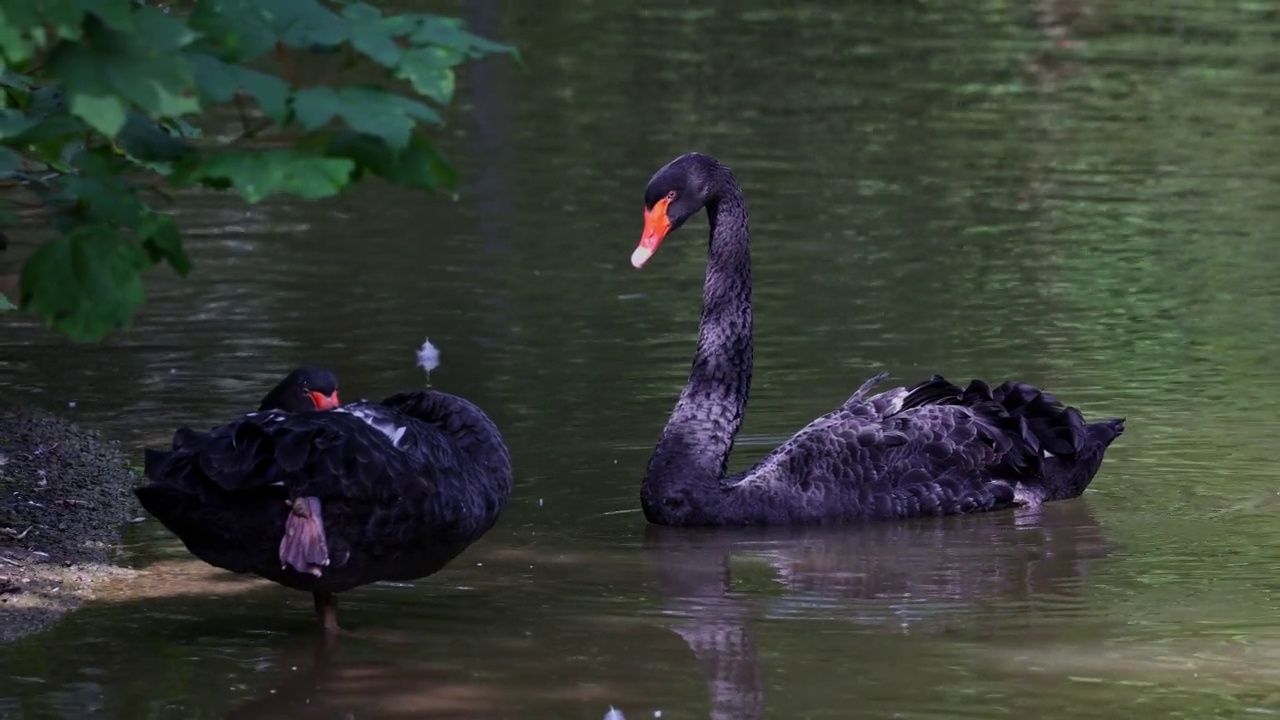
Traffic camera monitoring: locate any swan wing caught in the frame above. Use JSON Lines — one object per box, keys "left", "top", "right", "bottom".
{"left": 734, "top": 401, "right": 1004, "bottom": 488}
{"left": 142, "top": 401, "right": 456, "bottom": 502}
{"left": 726, "top": 375, "right": 1089, "bottom": 519}
{"left": 725, "top": 403, "right": 1018, "bottom": 520}
{"left": 378, "top": 389, "right": 512, "bottom": 476}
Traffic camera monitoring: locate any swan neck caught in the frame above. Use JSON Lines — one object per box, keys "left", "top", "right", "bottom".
{"left": 643, "top": 174, "right": 753, "bottom": 522}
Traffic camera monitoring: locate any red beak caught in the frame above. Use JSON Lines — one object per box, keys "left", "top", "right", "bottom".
{"left": 631, "top": 197, "right": 673, "bottom": 269}
{"left": 308, "top": 390, "right": 340, "bottom": 410}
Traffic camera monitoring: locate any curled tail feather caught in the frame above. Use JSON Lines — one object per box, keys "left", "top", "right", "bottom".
{"left": 842, "top": 371, "right": 891, "bottom": 408}
{"left": 897, "top": 375, "right": 1122, "bottom": 487}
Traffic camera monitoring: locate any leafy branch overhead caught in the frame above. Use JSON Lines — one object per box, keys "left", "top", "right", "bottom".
{"left": 0, "top": 0, "right": 516, "bottom": 340}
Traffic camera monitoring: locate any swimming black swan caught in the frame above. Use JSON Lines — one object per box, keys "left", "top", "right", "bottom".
{"left": 134, "top": 341, "right": 513, "bottom": 630}
{"left": 628, "top": 153, "right": 1124, "bottom": 527}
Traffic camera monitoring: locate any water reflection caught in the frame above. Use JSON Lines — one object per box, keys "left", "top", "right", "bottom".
{"left": 640, "top": 501, "right": 1109, "bottom": 719}
{"left": 86, "top": 502, "right": 1112, "bottom": 720}
{"left": 225, "top": 638, "right": 497, "bottom": 720}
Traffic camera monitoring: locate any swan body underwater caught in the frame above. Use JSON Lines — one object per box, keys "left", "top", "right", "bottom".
{"left": 134, "top": 339, "right": 513, "bottom": 630}
{"left": 629, "top": 153, "right": 1125, "bottom": 527}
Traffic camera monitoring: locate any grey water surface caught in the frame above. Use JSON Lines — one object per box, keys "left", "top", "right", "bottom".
{"left": 3, "top": 1, "right": 1280, "bottom": 718}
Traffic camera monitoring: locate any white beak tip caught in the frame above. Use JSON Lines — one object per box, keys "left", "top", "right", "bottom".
{"left": 630, "top": 246, "right": 653, "bottom": 269}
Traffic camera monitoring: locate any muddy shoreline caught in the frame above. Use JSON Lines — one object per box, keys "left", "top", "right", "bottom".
{"left": 0, "top": 406, "right": 139, "bottom": 643}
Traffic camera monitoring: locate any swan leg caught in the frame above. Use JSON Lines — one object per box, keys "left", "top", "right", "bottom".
{"left": 280, "top": 496, "right": 330, "bottom": 577}
{"left": 1012, "top": 483, "right": 1045, "bottom": 508}
{"left": 313, "top": 591, "right": 339, "bottom": 632}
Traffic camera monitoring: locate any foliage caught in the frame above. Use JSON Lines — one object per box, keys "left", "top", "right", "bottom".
{"left": 0, "top": 0, "right": 515, "bottom": 340}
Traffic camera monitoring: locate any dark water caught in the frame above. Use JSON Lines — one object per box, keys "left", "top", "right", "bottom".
{"left": 4, "top": 0, "right": 1280, "bottom": 717}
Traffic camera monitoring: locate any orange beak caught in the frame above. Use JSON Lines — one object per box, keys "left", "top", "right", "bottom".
{"left": 308, "top": 390, "right": 340, "bottom": 410}
{"left": 631, "top": 197, "right": 672, "bottom": 269}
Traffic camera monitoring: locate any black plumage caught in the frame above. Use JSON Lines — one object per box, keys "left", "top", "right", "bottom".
{"left": 134, "top": 368, "right": 512, "bottom": 629}
{"left": 631, "top": 153, "right": 1125, "bottom": 527}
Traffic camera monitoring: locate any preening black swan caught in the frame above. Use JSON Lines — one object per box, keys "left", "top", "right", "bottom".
{"left": 629, "top": 153, "right": 1125, "bottom": 527}
{"left": 134, "top": 341, "right": 513, "bottom": 630}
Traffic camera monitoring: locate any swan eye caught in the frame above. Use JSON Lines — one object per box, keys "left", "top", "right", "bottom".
{"left": 665, "top": 190, "right": 677, "bottom": 201}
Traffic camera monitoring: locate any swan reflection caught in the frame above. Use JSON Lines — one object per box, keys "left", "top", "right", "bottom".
{"left": 641, "top": 501, "right": 1110, "bottom": 719}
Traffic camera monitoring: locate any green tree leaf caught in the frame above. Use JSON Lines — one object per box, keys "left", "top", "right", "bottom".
{"left": 261, "top": 0, "right": 348, "bottom": 49}
{"left": 0, "top": 0, "right": 133, "bottom": 64}
{"left": 1, "top": 1, "right": 513, "bottom": 342}
{"left": 0, "top": 17, "right": 39, "bottom": 66}
{"left": 63, "top": 148, "right": 147, "bottom": 225}
{"left": 186, "top": 0, "right": 277, "bottom": 62}
{"left": 138, "top": 212, "right": 190, "bottom": 275}
{"left": 67, "top": 93, "right": 127, "bottom": 136}
{"left": 291, "top": 87, "right": 340, "bottom": 130}
{"left": 116, "top": 112, "right": 193, "bottom": 166}
{"left": 178, "top": 149, "right": 355, "bottom": 203}
{"left": 343, "top": 3, "right": 402, "bottom": 67}
{"left": 0, "top": 146, "right": 22, "bottom": 176}
{"left": 397, "top": 14, "right": 516, "bottom": 58}
{"left": 395, "top": 47, "right": 459, "bottom": 104}
{"left": 45, "top": 11, "right": 200, "bottom": 135}
{"left": 0, "top": 109, "right": 39, "bottom": 139}
{"left": 189, "top": 53, "right": 291, "bottom": 123}
{"left": 19, "top": 223, "right": 150, "bottom": 341}
{"left": 294, "top": 85, "right": 439, "bottom": 150}
{"left": 0, "top": 103, "right": 83, "bottom": 156}
{"left": 133, "top": 5, "right": 196, "bottom": 50}
{"left": 325, "top": 132, "right": 455, "bottom": 191}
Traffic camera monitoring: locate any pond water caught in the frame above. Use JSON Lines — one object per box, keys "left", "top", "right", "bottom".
{"left": 4, "top": 0, "right": 1280, "bottom": 717}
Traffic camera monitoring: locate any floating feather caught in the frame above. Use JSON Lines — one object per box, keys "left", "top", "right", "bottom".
{"left": 417, "top": 337, "right": 440, "bottom": 384}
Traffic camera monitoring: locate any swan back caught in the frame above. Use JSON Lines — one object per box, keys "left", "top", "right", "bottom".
{"left": 715, "top": 375, "right": 1122, "bottom": 525}
{"left": 379, "top": 389, "right": 514, "bottom": 498}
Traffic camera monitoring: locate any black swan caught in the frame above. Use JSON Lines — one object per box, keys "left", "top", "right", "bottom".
{"left": 134, "top": 340, "right": 513, "bottom": 630}
{"left": 628, "top": 153, "right": 1124, "bottom": 527}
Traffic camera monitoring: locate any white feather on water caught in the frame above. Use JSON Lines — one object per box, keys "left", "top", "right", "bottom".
{"left": 417, "top": 337, "right": 441, "bottom": 373}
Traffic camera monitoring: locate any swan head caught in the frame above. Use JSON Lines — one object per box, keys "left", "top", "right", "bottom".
{"left": 258, "top": 366, "right": 340, "bottom": 413}
{"left": 632, "top": 152, "right": 721, "bottom": 269}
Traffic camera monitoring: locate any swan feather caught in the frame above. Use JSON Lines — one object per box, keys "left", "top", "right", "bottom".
{"left": 134, "top": 387, "right": 512, "bottom": 595}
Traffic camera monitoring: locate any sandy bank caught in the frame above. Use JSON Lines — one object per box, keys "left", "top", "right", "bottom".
{"left": 0, "top": 406, "right": 139, "bottom": 642}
